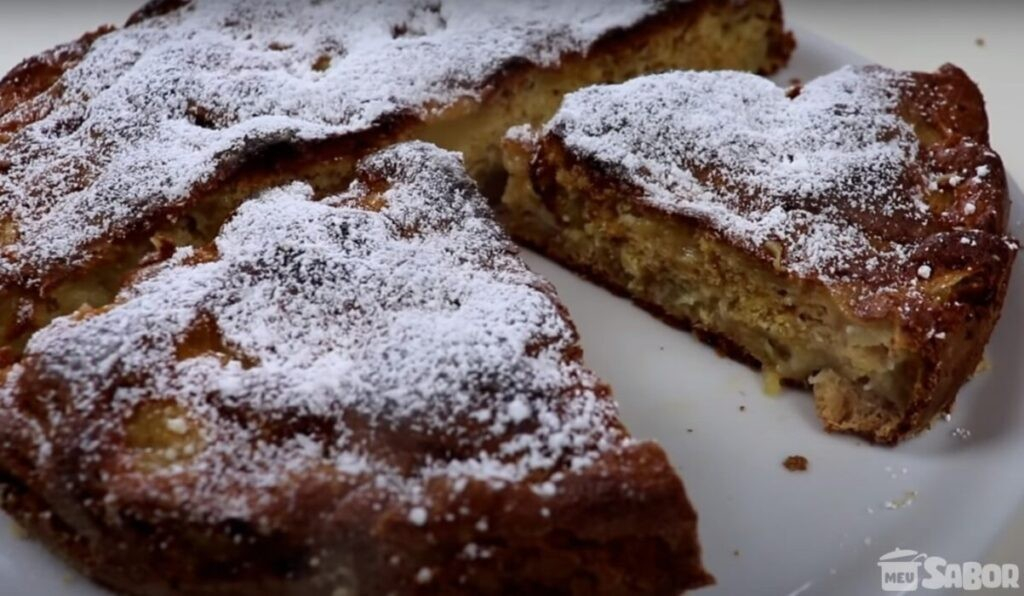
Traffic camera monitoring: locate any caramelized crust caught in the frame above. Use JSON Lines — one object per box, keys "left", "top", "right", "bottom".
{"left": 501, "top": 65, "right": 1017, "bottom": 444}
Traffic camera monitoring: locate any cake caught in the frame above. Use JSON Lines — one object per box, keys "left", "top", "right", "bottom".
{"left": 501, "top": 65, "right": 1018, "bottom": 444}
{"left": 0, "top": 142, "right": 713, "bottom": 594}
{"left": 0, "top": 0, "right": 792, "bottom": 360}
{"left": 0, "top": 1, "right": 799, "bottom": 591}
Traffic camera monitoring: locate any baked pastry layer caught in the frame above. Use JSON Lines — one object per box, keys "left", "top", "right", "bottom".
{"left": 0, "top": 0, "right": 792, "bottom": 358}
{"left": 0, "top": 143, "right": 712, "bottom": 595}
{"left": 501, "top": 65, "right": 1018, "bottom": 444}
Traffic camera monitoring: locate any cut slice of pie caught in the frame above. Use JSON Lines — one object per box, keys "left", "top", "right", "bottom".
{"left": 0, "top": 142, "right": 712, "bottom": 595}
{"left": 501, "top": 65, "right": 1018, "bottom": 444}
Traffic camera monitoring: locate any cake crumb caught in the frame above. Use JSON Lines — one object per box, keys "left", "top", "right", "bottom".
{"left": 951, "top": 427, "right": 972, "bottom": 440}
{"left": 884, "top": 493, "right": 917, "bottom": 512}
{"left": 783, "top": 455, "right": 808, "bottom": 472}
{"left": 883, "top": 490, "right": 917, "bottom": 510}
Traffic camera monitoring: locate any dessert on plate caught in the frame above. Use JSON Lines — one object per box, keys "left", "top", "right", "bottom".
{"left": 0, "top": 0, "right": 804, "bottom": 593}
{"left": 0, "top": 142, "right": 713, "bottom": 595}
{"left": 501, "top": 64, "right": 1018, "bottom": 444}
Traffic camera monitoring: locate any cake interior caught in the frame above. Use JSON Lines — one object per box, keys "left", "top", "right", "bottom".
{"left": 0, "top": 0, "right": 788, "bottom": 360}
{"left": 501, "top": 138, "right": 928, "bottom": 442}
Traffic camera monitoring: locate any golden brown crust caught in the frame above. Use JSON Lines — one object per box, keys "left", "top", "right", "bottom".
{"left": 0, "top": 27, "right": 113, "bottom": 124}
{"left": 2, "top": 444, "right": 711, "bottom": 595}
{"left": 125, "top": 0, "right": 194, "bottom": 26}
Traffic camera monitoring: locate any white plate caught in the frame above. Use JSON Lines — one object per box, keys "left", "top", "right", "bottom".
{"left": 1, "top": 20, "right": 1022, "bottom": 596}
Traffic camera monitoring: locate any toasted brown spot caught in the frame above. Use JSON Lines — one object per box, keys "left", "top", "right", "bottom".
{"left": 312, "top": 54, "right": 332, "bottom": 72}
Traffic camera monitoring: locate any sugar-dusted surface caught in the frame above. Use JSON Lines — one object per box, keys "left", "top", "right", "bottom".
{"left": 0, "top": 0, "right": 667, "bottom": 285}
{"left": 1, "top": 143, "right": 625, "bottom": 522}
{"left": 544, "top": 67, "right": 1011, "bottom": 292}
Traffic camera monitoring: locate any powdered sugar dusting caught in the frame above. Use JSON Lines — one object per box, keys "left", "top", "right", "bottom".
{"left": 546, "top": 67, "right": 926, "bottom": 284}
{"left": 2, "top": 143, "right": 625, "bottom": 522}
{"left": 0, "top": 0, "right": 664, "bottom": 285}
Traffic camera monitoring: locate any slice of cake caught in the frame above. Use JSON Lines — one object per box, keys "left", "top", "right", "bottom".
{"left": 502, "top": 65, "right": 1018, "bottom": 444}
{"left": 0, "top": 0, "right": 792, "bottom": 358}
{"left": 0, "top": 143, "right": 713, "bottom": 595}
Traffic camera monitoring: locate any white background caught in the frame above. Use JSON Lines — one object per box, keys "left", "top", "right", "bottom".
{"left": 0, "top": 0, "right": 1021, "bottom": 590}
